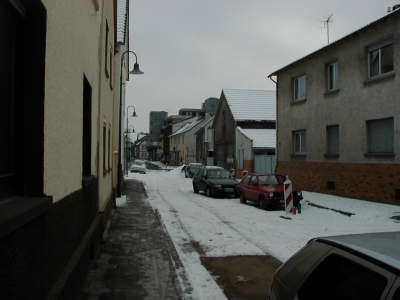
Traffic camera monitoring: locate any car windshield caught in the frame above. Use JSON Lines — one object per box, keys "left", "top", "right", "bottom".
{"left": 258, "top": 175, "right": 285, "bottom": 185}
{"left": 190, "top": 165, "right": 201, "bottom": 171}
{"left": 207, "top": 169, "right": 231, "bottom": 179}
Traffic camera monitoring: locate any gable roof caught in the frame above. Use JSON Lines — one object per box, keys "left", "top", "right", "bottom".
{"left": 116, "top": 0, "right": 128, "bottom": 44}
{"left": 222, "top": 89, "right": 276, "bottom": 122}
{"left": 268, "top": 8, "right": 400, "bottom": 76}
{"left": 169, "top": 118, "right": 204, "bottom": 137}
{"left": 237, "top": 127, "right": 276, "bottom": 149}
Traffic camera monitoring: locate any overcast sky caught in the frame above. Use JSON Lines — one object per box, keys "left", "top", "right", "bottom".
{"left": 125, "top": 0, "right": 396, "bottom": 139}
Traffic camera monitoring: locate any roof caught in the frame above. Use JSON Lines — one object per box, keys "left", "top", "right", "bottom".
{"left": 237, "top": 127, "right": 276, "bottom": 149}
{"left": 116, "top": 0, "right": 128, "bottom": 44}
{"left": 169, "top": 118, "right": 204, "bottom": 137}
{"left": 317, "top": 231, "right": 400, "bottom": 271}
{"left": 269, "top": 9, "right": 400, "bottom": 76}
{"left": 222, "top": 89, "right": 276, "bottom": 122}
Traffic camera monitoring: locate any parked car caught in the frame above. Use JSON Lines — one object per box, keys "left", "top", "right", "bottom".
{"left": 238, "top": 173, "right": 302, "bottom": 210}
{"left": 192, "top": 166, "right": 239, "bottom": 198}
{"left": 130, "top": 160, "right": 146, "bottom": 174}
{"left": 185, "top": 163, "right": 202, "bottom": 178}
{"left": 268, "top": 231, "right": 400, "bottom": 300}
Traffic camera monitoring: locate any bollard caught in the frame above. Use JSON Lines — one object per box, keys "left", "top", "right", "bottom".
{"left": 298, "top": 202, "right": 301, "bottom": 214}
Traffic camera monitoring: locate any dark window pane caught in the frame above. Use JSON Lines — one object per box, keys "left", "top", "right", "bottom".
{"left": 298, "top": 254, "right": 387, "bottom": 300}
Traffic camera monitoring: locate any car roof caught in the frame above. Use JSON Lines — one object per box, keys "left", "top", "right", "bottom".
{"left": 189, "top": 163, "right": 202, "bottom": 166}
{"left": 245, "top": 173, "right": 282, "bottom": 176}
{"left": 314, "top": 231, "right": 400, "bottom": 271}
{"left": 201, "top": 166, "right": 224, "bottom": 170}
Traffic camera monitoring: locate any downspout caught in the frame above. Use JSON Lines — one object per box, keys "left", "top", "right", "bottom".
{"left": 268, "top": 74, "right": 278, "bottom": 173}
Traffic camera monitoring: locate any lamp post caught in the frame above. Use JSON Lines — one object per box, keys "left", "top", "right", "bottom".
{"left": 125, "top": 107, "right": 137, "bottom": 176}
{"left": 124, "top": 125, "right": 135, "bottom": 175}
{"left": 117, "top": 51, "right": 143, "bottom": 197}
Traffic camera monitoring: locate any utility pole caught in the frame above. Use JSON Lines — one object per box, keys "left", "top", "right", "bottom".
{"left": 319, "top": 14, "right": 333, "bottom": 44}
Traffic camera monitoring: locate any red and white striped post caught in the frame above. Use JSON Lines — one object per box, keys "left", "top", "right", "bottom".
{"left": 284, "top": 175, "right": 294, "bottom": 215}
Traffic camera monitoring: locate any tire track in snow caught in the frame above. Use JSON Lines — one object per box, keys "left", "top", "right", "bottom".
{"left": 151, "top": 171, "right": 270, "bottom": 256}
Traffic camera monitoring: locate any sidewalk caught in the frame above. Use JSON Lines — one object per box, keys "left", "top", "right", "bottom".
{"left": 81, "top": 178, "right": 183, "bottom": 300}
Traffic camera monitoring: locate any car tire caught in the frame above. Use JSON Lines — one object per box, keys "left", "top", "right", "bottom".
{"left": 240, "top": 193, "right": 247, "bottom": 204}
{"left": 206, "top": 187, "right": 213, "bottom": 198}
{"left": 260, "top": 196, "right": 267, "bottom": 210}
{"left": 193, "top": 184, "right": 199, "bottom": 194}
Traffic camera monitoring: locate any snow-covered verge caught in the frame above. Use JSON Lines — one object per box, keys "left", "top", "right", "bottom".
{"left": 121, "top": 164, "right": 399, "bottom": 300}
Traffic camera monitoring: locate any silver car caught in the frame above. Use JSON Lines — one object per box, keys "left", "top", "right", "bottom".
{"left": 130, "top": 160, "right": 146, "bottom": 174}
{"left": 269, "top": 231, "right": 400, "bottom": 300}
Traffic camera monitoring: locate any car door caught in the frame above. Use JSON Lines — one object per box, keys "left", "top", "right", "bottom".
{"left": 197, "top": 168, "right": 207, "bottom": 192}
{"left": 246, "top": 175, "right": 259, "bottom": 201}
{"left": 292, "top": 247, "right": 398, "bottom": 300}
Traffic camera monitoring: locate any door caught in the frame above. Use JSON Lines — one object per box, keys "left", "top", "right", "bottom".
{"left": 254, "top": 155, "right": 276, "bottom": 173}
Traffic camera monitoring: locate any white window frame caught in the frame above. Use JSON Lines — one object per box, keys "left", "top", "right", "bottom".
{"left": 293, "top": 75, "right": 306, "bottom": 101}
{"left": 327, "top": 61, "right": 338, "bottom": 91}
{"left": 293, "top": 130, "right": 306, "bottom": 154}
{"left": 368, "top": 38, "right": 393, "bottom": 78}
{"left": 367, "top": 118, "right": 394, "bottom": 154}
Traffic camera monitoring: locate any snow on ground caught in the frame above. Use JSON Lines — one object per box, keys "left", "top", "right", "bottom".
{"left": 122, "top": 162, "right": 400, "bottom": 300}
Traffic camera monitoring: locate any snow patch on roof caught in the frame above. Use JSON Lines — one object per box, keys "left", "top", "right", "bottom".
{"left": 170, "top": 118, "right": 204, "bottom": 137}
{"left": 117, "top": 0, "right": 128, "bottom": 44}
{"left": 237, "top": 127, "right": 276, "bottom": 149}
{"left": 223, "top": 89, "right": 276, "bottom": 122}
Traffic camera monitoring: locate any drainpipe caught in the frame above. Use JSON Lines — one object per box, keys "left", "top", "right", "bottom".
{"left": 268, "top": 75, "right": 278, "bottom": 173}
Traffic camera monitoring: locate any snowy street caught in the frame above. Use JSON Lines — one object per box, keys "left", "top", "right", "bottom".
{"left": 122, "top": 164, "right": 399, "bottom": 299}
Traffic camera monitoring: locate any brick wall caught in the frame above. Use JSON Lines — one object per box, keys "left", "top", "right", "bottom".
{"left": 277, "top": 161, "right": 400, "bottom": 205}
{"left": 236, "top": 160, "right": 254, "bottom": 179}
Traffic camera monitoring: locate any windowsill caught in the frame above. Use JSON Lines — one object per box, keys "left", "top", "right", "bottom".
{"left": 291, "top": 99, "right": 306, "bottom": 105}
{"left": 291, "top": 153, "right": 307, "bottom": 157}
{"left": 363, "top": 71, "right": 395, "bottom": 85}
{"left": 0, "top": 196, "right": 53, "bottom": 239}
{"left": 82, "top": 175, "right": 96, "bottom": 188}
{"left": 364, "top": 152, "right": 395, "bottom": 157}
{"left": 324, "top": 89, "right": 339, "bottom": 96}
{"left": 325, "top": 153, "right": 339, "bottom": 157}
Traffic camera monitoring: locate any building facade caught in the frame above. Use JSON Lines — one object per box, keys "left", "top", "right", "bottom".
{"left": 268, "top": 9, "right": 400, "bottom": 204}
{"left": 0, "top": 0, "right": 128, "bottom": 298}
{"left": 213, "top": 89, "right": 276, "bottom": 177}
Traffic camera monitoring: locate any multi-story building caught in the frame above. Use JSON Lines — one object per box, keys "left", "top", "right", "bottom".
{"left": 0, "top": 1, "right": 131, "bottom": 298}
{"left": 268, "top": 8, "right": 399, "bottom": 204}
{"left": 147, "top": 111, "right": 168, "bottom": 161}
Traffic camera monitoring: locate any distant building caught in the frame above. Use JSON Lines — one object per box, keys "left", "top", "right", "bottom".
{"left": 148, "top": 111, "right": 168, "bottom": 161}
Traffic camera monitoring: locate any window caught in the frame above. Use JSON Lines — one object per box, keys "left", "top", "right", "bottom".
{"left": 294, "top": 75, "right": 306, "bottom": 101}
{"left": 238, "top": 148, "right": 244, "bottom": 169}
{"left": 108, "top": 126, "right": 111, "bottom": 170}
{"left": 103, "top": 123, "right": 107, "bottom": 172}
{"left": 326, "top": 125, "right": 339, "bottom": 154}
{"left": 82, "top": 76, "right": 92, "bottom": 176}
{"left": 367, "top": 118, "right": 394, "bottom": 153}
{"left": 293, "top": 130, "right": 306, "bottom": 154}
{"left": 298, "top": 254, "right": 387, "bottom": 300}
{"left": 327, "top": 62, "right": 338, "bottom": 90}
{"left": 368, "top": 38, "right": 393, "bottom": 78}
{"left": 109, "top": 44, "right": 113, "bottom": 88}
{"left": 105, "top": 21, "right": 109, "bottom": 77}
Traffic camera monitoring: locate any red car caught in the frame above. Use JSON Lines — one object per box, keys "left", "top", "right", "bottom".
{"left": 238, "top": 173, "right": 303, "bottom": 210}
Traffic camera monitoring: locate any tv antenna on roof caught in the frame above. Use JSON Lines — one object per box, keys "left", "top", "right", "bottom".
{"left": 319, "top": 14, "right": 333, "bottom": 44}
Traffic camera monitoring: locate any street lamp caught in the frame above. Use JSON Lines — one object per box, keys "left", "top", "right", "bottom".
{"left": 117, "top": 51, "right": 143, "bottom": 197}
